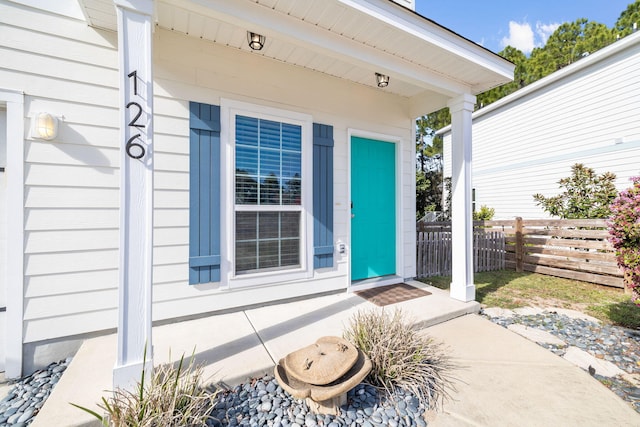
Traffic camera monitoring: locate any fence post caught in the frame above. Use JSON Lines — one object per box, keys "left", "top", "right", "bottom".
{"left": 515, "top": 216, "right": 523, "bottom": 272}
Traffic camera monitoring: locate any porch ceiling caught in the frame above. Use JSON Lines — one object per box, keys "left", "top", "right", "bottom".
{"left": 79, "top": 0, "right": 513, "bottom": 115}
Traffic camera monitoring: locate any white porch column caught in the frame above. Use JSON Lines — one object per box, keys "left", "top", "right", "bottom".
{"left": 448, "top": 93, "right": 476, "bottom": 302}
{"left": 113, "top": 0, "right": 154, "bottom": 390}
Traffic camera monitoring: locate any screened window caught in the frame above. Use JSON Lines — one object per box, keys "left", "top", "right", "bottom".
{"left": 235, "top": 115, "right": 302, "bottom": 274}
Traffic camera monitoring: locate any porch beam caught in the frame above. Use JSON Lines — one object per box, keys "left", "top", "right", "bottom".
{"left": 113, "top": 0, "right": 154, "bottom": 391}
{"left": 448, "top": 93, "right": 476, "bottom": 302}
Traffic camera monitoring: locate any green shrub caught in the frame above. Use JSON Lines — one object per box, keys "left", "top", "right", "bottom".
{"left": 72, "top": 352, "right": 217, "bottom": 426}
{"left": 533, "top": 163, "right": 617, "bottom": 218}
{"left": 473, "top": 205, "right": 495, "bottom": 221}
{"left": 343, "top": 308, "right": 456, "bottom": 410}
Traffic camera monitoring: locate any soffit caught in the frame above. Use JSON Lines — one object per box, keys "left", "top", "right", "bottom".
{"left": 78, "top": 0, "right": 513, "bottom": 113}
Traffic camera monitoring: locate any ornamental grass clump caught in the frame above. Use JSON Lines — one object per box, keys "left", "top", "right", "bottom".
{"left": 608, "top": 176, "right": 640, "bottom": 305}
{"left": 72, "top": 352, "right": 217, "bottom": 427}
{"left": 343, "top": 308, "right": 456, "bottom": 410}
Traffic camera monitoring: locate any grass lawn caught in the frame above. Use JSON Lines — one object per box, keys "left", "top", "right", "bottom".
{"left": 419, "top": 270, "right": 640, "bottom": 330}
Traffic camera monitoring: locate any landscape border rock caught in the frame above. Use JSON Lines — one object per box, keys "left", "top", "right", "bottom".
{"left": 0, "top": 358, "right": 71, "bottom": 426}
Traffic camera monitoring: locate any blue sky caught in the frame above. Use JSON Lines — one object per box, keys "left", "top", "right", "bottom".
{"left": 415, "top": 0, "right": 634, "bottom": 54}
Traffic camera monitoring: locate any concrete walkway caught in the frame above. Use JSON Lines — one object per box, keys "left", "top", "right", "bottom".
{"left": 29, "top": 281, "right": 640, "bottom": 426}
{"left": 426, "top": 315, "right": 639, "bottom": 427}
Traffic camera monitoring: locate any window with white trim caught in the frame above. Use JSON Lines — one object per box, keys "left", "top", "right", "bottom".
{"left": 234, "top": 115, "right": 303, "bottom": 275}
{"left": 221, "top": 100, "right": 313, "bottom": 286}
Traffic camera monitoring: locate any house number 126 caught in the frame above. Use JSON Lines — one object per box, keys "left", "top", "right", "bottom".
{"left": 125, "top": 70, "right": 146, "bottom": 159}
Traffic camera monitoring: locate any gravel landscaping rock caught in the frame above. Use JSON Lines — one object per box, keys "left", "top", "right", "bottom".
{"left": 208, "top": 377, "right": 428, "bottom": 427}
{"left": 0, "top": 358, "right": 71, "bottom": 426}
{"left": 482, "top": 307, "right": 640, "bottom": 413}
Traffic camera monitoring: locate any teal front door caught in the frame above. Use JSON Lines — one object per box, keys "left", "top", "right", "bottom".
{"left": 350, "top": 136, "right": 396, "bottom": 281}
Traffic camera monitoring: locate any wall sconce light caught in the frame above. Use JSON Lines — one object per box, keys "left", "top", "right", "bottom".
{"left": 247, "top": 31, "right": 266, "bottom": 50}
{"left": 376, "top": 73, "right": 390, "bottom": 88}
{"left": 32, "top": 112, "right": 58, "bottom": 140}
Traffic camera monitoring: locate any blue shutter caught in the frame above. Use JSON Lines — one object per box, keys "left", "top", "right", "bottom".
{"left": 189, "top": 102, "right": 221, "bottom": 284}
{"left": 313, "top": 123, "right": 334, "bottom": 268}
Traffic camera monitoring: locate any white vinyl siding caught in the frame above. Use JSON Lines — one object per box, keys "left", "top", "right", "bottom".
{"left": 444, "top": 34, "right": 640, "bottom": 220}
{"left": 0, "top": 2, "right": 120, "bottom": 343}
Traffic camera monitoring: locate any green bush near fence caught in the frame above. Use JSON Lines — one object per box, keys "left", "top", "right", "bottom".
{"left": 472, "top": 205, "right": 495, "bottom": 221}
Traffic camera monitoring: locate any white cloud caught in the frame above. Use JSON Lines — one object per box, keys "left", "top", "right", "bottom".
{"left": 536, "top": 22, "right": 560, "bottom": 46}
{"left": 501, "top": 20, "right": 561, "bottom": 54}
{"left": 501, "top": 21, "right": 535, "bottom": 54}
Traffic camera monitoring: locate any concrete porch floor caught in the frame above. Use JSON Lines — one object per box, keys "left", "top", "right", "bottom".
{"left": 32, "top": 280, "right": 478, "bottom": 427}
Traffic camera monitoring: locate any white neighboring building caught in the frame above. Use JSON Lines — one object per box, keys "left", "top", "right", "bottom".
{"left": 0, "top": 0, "right": 512, "bottom": 377}
{"left": 441, "top": 31, "right": 640, "bottom": 220}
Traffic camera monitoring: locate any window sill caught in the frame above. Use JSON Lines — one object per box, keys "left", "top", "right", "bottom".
{"left": 227, "top": 268, "right": 312, "bottom": 289}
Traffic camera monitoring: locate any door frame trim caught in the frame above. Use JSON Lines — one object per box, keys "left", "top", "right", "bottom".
{"left": 347, "top": 129, "right": 404, "bottom": 291}
{"left": 1, "top": 89, "right": 24, "bottom": 377}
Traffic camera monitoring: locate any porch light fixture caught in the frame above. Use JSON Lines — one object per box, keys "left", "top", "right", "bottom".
{"left": 32, "top": 112, "right": 58, "bottom": 140}
{"left": 376, "top": 73, "right": 390, "bottom": 88}
{"left": 247, "top": 31, "right": 266, "bottom": 50}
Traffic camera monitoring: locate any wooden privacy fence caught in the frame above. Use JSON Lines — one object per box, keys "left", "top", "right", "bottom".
{"left": 416, "top": 218, "right": 623, "bottom": 288}
{"left": 416, "top": 221, "right": 505, "bottom": 278}
{"left": 487, "top": 218, "right": 623, "bottom": 289}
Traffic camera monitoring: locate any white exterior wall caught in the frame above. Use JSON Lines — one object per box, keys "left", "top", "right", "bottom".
{"left": 1, "top": 3, "right": 416, "bottom": 354}
{"left": 443, "top": 34, "right": 640, "bottom": 219}
{"left": 1, "top": 2, "right": 121, "bottom": 348}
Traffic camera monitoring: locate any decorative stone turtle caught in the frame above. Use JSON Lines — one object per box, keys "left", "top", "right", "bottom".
{"left": 274, "top": 336, "right": 372, "bottom": 415}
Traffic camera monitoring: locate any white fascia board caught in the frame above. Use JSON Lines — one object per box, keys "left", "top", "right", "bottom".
{"left": 176, "top": 0, "right": 472, "bottom": 97}
{"left": 436, "top": 124, "right": 452, "bottom": 136}
{"left": 437, "top": 29, "right": 640, "bottom": 136}
{"left": 339, "top": 0, "right": 514, "bottom": 81}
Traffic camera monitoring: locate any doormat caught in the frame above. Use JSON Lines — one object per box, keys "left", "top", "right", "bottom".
{"left": 354, "top": 283, "right": 431, "bottom": 307}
